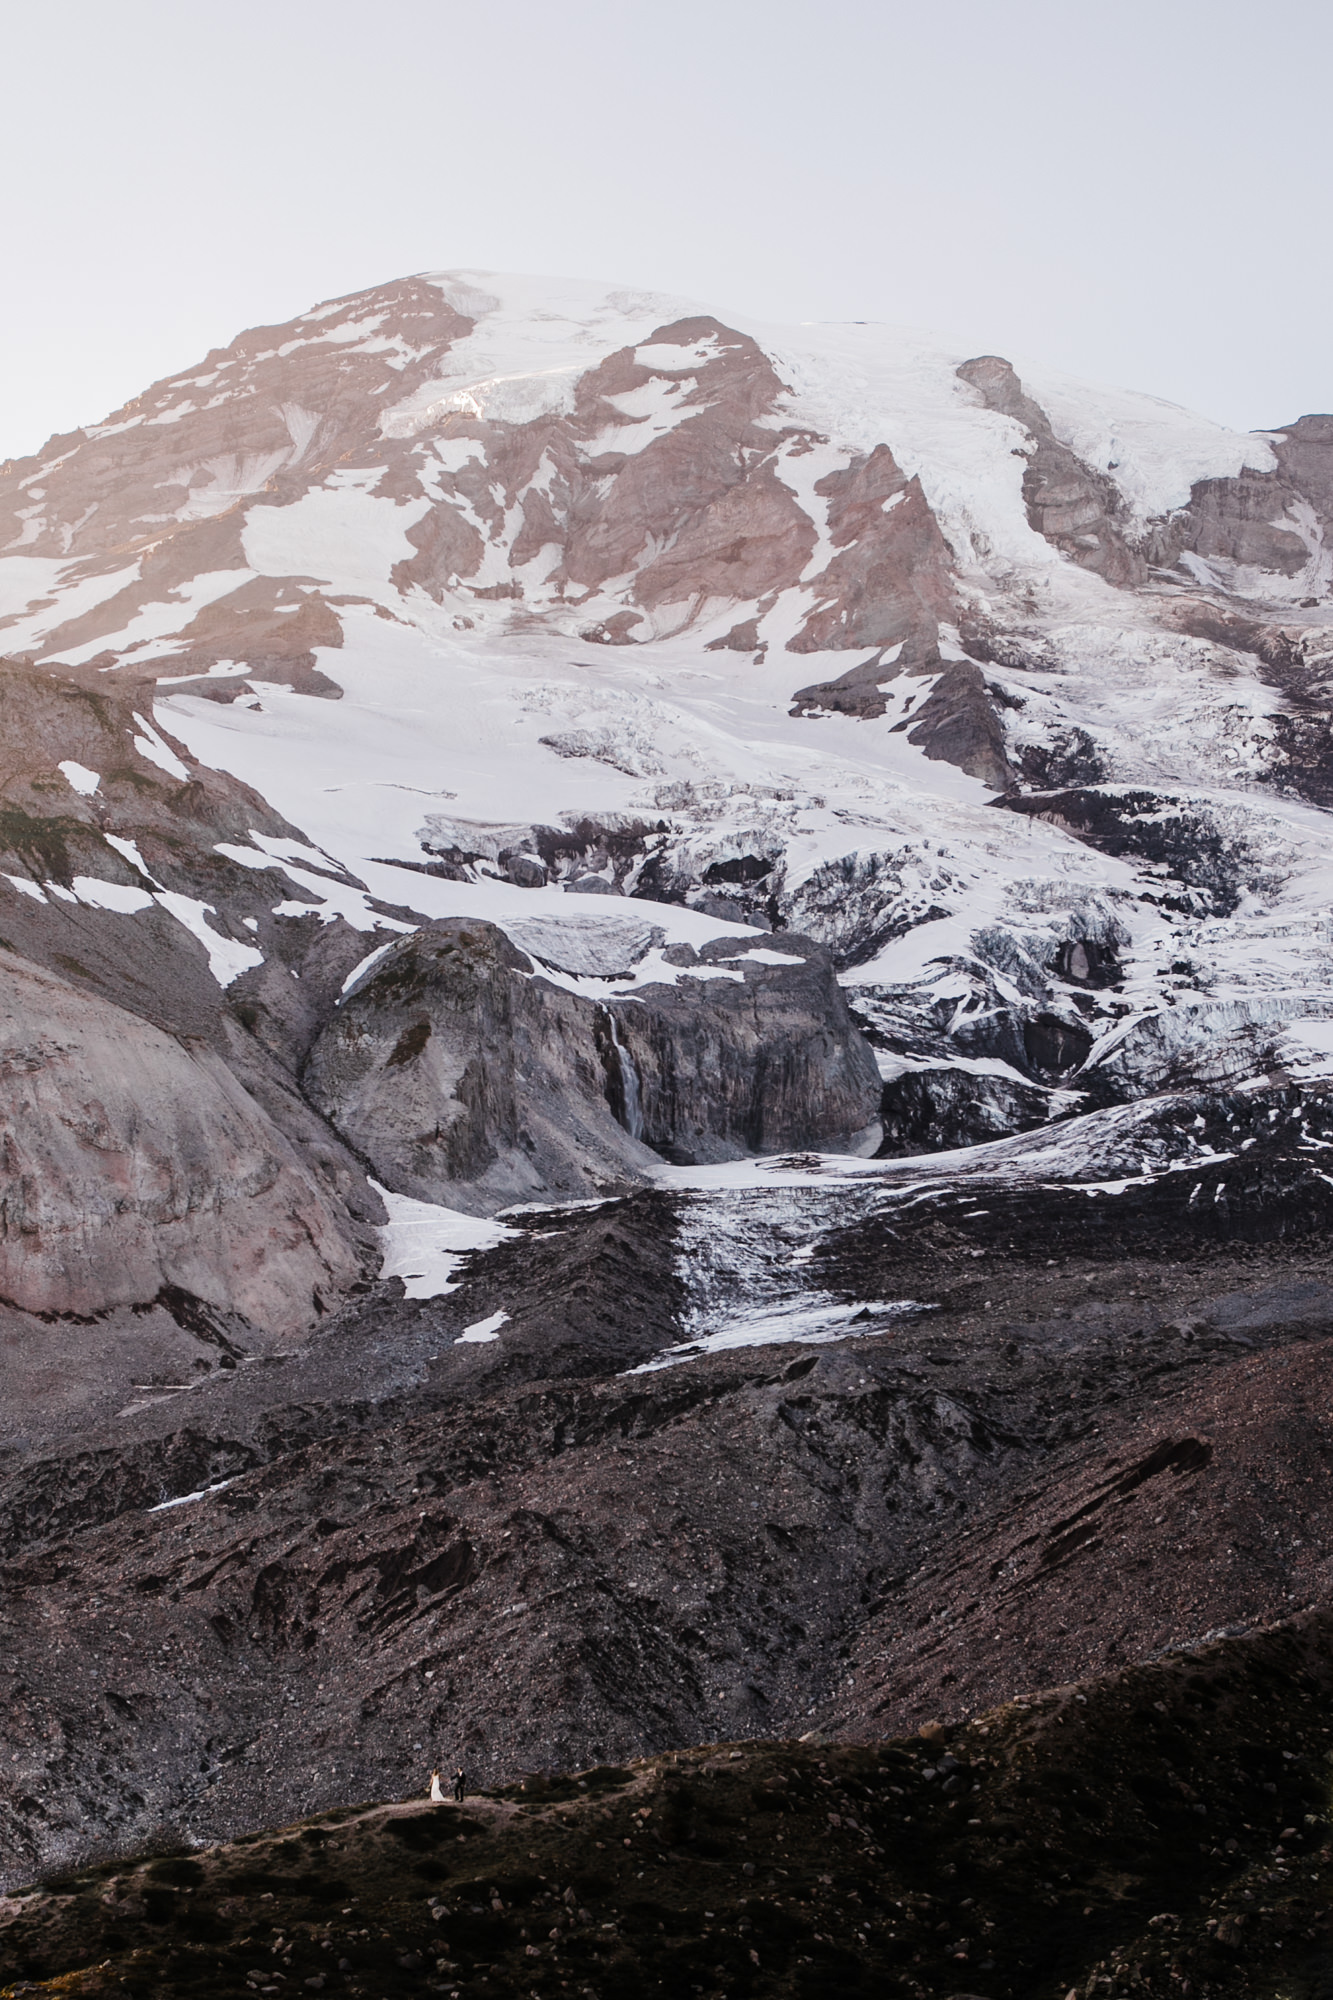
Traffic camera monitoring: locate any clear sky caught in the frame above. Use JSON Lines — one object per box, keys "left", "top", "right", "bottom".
{"left": 2, "top": 0, "right": 1329, "bottom": 462}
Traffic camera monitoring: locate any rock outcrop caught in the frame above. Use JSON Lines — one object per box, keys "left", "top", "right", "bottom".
{"left": 0, "top": 652, "right": 395, "bottom": 1417}
{"left": 606, "top": 935, "right": 884, "bottom": 1162}
{"left": 957, "top": 354, "right": 1148, "bottom": 585}
{"left": 0, "top": 656, "right": 394, "bottom": 1046}
{"left": 1149, "top": 410, "right": 1333, "bottom": 582}
{"left": 784, "top": 442, "right": 956, "bottom": 655}
{"left": 304, "top": 919, "right": 882, "bottom": 1211}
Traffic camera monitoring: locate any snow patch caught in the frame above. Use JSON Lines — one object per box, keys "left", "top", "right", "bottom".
{"left": 213, "top": 836, "right": 414, "bottom": 934}
{"left": 626, "top": 1298, "right": 929, "bottom": 1373}
{"left": 0, "top": 555, "right": 141, "bottom": 654}
{"left": 374, "top": 1183, "right": 517, "bottom": 1300}
{"left": 54, "top": 569, "right": 257, "bottom": 668}
{"left": 148, "top": 1480, "right": 234, "bottom": 1513}
{"left": 725, "top": 947, "right": 808, "bottom": 967}
{"left": 104, "top": 834, "right": 161, "bottom": 885}
{"left": 340, "top": 942, "right": 395, "bottom": 997}
{"left": 58, "top": 760, "right": 100, "bottom": 796}
{"left": 155, "top": 660, "right": 251, "bottom": 685}
{"left": 132, "top": 714, "right": 190, "bottom": 781}
{"left": 457, "top": 1309, "right": 509, "bottom": 1344}
{"left": 242, "top": 469, "right": 430, "bottom": 599}
{"left": 153, "top": 892, "right": 264, "bottom": 986}
{"left": 585, "top": 375, "right": 696, "bottom": 457}
{"left": 71, "top": 876, "right": 156, "bottom": 914}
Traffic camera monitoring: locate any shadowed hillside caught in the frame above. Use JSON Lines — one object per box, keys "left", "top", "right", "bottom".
{"left": 4, "top": 1608, "right": 1333, "bottom": 2000}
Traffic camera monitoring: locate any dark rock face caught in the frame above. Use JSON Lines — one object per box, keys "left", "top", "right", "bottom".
{"left": 1023, "top": 1007, "right": 1095, "bottom": 1070}
{"left": 609, "top": 937, "right": 883, "bottom": 1163}
{"left": 1015, "top": 720, "right": 1106, "bottom": 788}
{"left": 304, "top": 919, "right": 655, "bottom": 1211}
{"left": 875, "top": 1061, "right": 1060, "bottom": 1155}
{"left": 791, "top": 646, "right": 1018, "bottom": 791}
{"left": 995, "top": 783, "right": 1279, "bottom": 918}
{"left": 304, "top": 921, "right": 883, "bottom": 1209}
{"left": 1151, "top": 412, "right": 1333, "bottom": 582}
{"left": 898, "top": 658, "right": 1018, "bottom": 791}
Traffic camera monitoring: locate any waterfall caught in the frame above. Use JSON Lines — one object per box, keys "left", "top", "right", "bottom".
{"left": 604, "top": 1007, "right": 645, "bottom": 1141}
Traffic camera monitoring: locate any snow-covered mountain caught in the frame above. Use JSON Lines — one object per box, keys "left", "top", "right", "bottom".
{"left": 3, "top": 269, "right": 1331, "bottom": 1176}
{"left": 8, "top": 272, "right": 1333, "bottom": 1891}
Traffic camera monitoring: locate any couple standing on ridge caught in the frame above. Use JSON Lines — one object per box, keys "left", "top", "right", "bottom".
{"left": 429, "top": 1766, "right": 466, "bottom": 1803}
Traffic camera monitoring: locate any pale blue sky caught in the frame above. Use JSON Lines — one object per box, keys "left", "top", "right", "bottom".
{"left": 2, "top": 0, "right": 1329, "bottom": 459}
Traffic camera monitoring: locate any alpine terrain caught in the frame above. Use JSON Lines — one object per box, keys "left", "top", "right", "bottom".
{"left": 2, "top": 271, "right": 1333, "bottom": 2000}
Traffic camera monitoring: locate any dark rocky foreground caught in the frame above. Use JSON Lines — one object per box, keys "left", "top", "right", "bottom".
{"left": 4, "top": 1606, "right": 1333, "bottom": 2000}
{"left": 5, "top": 1077, "right": 1333, "bottom": 1952}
